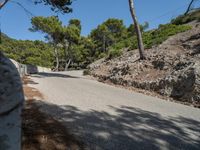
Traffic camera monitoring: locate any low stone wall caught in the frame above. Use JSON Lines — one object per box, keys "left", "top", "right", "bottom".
{"left": 37, "top": 66, "right": 51, "bottom": 73}
{"left": 10, "top": 59, "right": 51, "bottom": 76}
{"left": 27, "top": 65, "right": 51, "bottom": 74}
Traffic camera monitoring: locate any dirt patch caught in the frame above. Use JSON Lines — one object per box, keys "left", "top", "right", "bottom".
{"left": 22, "top": 77, "right": 85, "bottom": 150}
{"left": 22, "top": 76, "right": 38, "bottom": 85}
{"left": 134, "top": 69, "right": 166, "bottom": 81}
{"left": 23, "top": 86, "right": 44, "bottom": 100}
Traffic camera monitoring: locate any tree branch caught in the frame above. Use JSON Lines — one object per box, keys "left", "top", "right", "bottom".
{"left": 185, "top": 0, "right": 195, "bottom": 15}
{"left": 0, "top": 0, "right": 9, "bottom": 9}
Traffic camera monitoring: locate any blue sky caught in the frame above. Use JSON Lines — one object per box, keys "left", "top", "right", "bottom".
{"left": 0, "top": 0, "right": 199, "bottom": 41}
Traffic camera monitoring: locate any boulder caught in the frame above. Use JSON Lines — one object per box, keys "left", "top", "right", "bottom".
{"left": 0, "top": 52, "right": 24, "bottom": 150}
{"left": 160, "top": 60, "right": 200, "bottom": 103}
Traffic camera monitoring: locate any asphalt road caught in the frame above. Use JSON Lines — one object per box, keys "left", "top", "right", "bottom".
{"left": 29, "top": 71, "right": 200, "bottom": 150}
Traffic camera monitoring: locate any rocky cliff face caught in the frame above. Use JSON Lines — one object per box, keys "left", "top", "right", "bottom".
{"left": 89, "top": 23, "right": 200, "bottom": 106}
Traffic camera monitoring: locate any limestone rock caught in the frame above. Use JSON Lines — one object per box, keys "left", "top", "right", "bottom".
{"left": 0, "top": 52, "right": 24, "bottom": 115}
{"left": 0, "top": 52, "right": 24, "bottom": 150}
{"left": 160, "top": 61, "right": 199, "bottom": 102}
{"left": 88, "top": 22, "right": 200, "bottom": 106}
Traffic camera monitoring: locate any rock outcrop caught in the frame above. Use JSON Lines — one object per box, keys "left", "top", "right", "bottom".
{"left": 0, "top": 52, "right": 24, "bottom": 150}
{"left": 89, "top": 23, "right": 200, "bottom": 106}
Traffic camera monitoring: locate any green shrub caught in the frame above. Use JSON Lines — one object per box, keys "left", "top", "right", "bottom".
{"left": 98, "top": 53, "right": 107, "bottom": 59}
{"left": 143, "top": 24, "right": 191, "bottom": 48}
{"left": 171, "top": 10, "right": 200, "bottom": 25}
{"left": 0, "top": 33, "right": 54, "bottom": 68}
{"left": 112, "top": 36, "right": 137, "bottom": 50}
{"left": 107, "top": 48, "right": 123, "bottom": 59}
{"left": 171, "top": 15, "right": 186, "bottom": 25}
{"left": 111, "top": 24, "right": 191, "bottom": 49}
{"left": 83, "top": 69, "right": 91, "bottom": 75}
{"left": 111, "top": 23, "right": 191, "bottom": 51}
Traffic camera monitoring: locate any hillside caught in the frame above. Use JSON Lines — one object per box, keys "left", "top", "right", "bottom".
{"left": 0, "top": 33, "right": 54, "bottom": 67}
{"left": 88, "top": 22, "right": 200, "bottom": 107}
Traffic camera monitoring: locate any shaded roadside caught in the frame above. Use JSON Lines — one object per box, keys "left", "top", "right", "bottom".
{"left": 36, "top": 101, "right": 200, "bottom": 150}
{"left": 22, "top": 76, "right": 85, "bottom": 150}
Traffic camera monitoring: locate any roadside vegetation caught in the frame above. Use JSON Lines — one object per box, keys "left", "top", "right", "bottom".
{"left": 0, "top": 34, "right": 54, "bottom": 67}
{"left": 171, "top": 9, "right": 200, "bottom": 25}
{"left": 22, "top": 77, "right": 84, "bottom": 150}
{"left": 0, "top": 19, "right": 192, "bottom": 70}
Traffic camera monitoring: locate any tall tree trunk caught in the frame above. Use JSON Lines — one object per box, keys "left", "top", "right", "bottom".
{"left": 0, "top": 0, "right": 9, "bottom": 9}
{"left": 103, "top": 35, "right": 106, "bottom": 52}
{"left": 65, "top": 59, "right": 71, "bottom": 71}
{"left": 128, "top": 0, "right": 146, "bottom": 60}
{"left": 64, "top": 42, "right": 71, "bottom": 71}
{"left": 185, "top": 0, "right": 195, "bottom": 15}
{"left": 54, "top": 47, "right": 59, "bottom": 71}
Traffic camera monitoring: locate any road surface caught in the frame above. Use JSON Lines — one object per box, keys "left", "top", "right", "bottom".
{"left": 29, "top": 71, "right": 200, "bottom": 150}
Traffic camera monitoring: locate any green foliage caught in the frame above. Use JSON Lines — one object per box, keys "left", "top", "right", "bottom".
{"left": 30, "top": 16, "right": 83, "bottom": 70}
{"left": 62, "top": 24, "right": 81, "bottom": 44}
{"left": 127, "top": 22, "right": 149, "bottom": 37}
{"left": 69, "top": 19, "right": 81, "bottom": 30}
{"left": 0, "top": 34, "right": 53, "bottom": 67}
{"left": 112, "top": 36, "right": 137, "bottom": 50}
{"left": 30, "top": 16, "right": 63, "bottom": 43}
{"left": 113, "top": 24, "right": 191, "bottom": 50}
{"left": 34, "top": 0, "right": 73, "bottom": 13}
{"left": 143, "top": 24, "right": 191, "bottom": 48}
{"left": 90, "top": 18, "right": 126, "bottom": 53}
{"left": 0, "top": 16, "right": 193, "bottom": 70}
{"left": 83, "top": 69, "right": 91, "bottom": 75}
{"left": 98, "top": 53, "right": 107, "bottom": 59}
{"left": 107, "top": 48, "right": 123, "bottom": 59}
{"left": 171, "top": 9, "right": 200, "bottom": 25}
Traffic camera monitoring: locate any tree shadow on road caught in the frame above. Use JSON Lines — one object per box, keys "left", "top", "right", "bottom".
{"left": 34, "top": 101, "right": 200, "bottom": 150}
{"left": 22, "top": 100, "right": 85, "bottom": 150}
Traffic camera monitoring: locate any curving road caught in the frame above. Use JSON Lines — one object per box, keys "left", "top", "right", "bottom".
{"left": 29, "top": 71, "right": 200, "bottom": 150}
